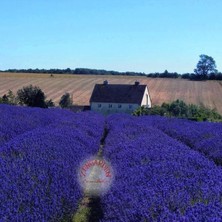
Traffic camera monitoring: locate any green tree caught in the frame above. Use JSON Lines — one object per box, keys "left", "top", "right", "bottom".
{"left": 194, "top": 54, "right": 217, "bottom": 80}
{"left": 59, "top": 93, "right": 73, "bottom": 108}
{"left": 17, "top": 85, "right": 49, "bottom": 108}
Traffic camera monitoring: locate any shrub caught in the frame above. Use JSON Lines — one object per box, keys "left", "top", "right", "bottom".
{"left": 59, "top": 93, "right": 73, "bottom": 108}
{"left": 45, "top": 99, "right": 55, "bottom": 108}
{"left": 17, "top": 85, "right": 53, "bottom": 108}
{"left": 133, "top": 100, "right": 222, "bottom": 122}
{"left": 0, "top": 90, "right": 17, "bottom": 105}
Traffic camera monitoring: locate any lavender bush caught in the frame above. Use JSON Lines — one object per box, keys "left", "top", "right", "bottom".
{"left": 142, "top": 115, "right": 222, "bottom": 165}
{"left": 101, "top": 114, "right": 222, "bottom": 221}
{"left": 0, "top": 105, "right": 104, "bottom": 221}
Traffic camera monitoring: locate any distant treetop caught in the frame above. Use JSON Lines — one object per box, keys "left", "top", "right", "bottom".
{"left": 194, "top": 54, "right": 218, "bottom": 80}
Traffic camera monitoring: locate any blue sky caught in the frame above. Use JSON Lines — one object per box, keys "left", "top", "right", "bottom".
{"left": 0, "top": 0, "right": 222, "bottom": 73}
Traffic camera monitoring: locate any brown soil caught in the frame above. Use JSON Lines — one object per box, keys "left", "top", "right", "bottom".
{"left": 1, "top": 73, "right": 222, "bottom": 114}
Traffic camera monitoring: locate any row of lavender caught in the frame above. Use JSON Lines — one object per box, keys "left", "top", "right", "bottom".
{"left": 0, "top": 105, "right": 105, "bottom": 221}
{"left": 0, "top": 104, "right": 80, "bottom": 147}
{"left": 143, "top": 116, "right": 222, "bottom": 165}
{"left": 101, "top": 114, "right": 222, "bottom": 221}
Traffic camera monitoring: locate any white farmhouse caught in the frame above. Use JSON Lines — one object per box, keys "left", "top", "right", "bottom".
{"left": 90, "top": 80, "right": 152, "bottom": 114}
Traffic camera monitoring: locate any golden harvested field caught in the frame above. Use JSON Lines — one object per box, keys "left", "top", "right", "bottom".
{"left": 1, "top": 72, "right": 222, "bottom": 114}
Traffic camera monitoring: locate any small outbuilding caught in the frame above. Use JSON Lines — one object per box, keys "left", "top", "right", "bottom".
{"left": 90, "top": 80, "right": 152, "bottom": 114}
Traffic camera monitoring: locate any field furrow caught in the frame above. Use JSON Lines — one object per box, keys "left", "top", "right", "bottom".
{"left": 1, "top": 73, "right": 222, "bottom": 113}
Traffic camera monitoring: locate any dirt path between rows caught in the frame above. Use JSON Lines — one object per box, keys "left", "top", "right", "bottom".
{"left": 72, "top": 124, "right": 109, "bottom": 222}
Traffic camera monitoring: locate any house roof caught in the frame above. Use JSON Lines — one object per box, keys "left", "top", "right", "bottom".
{"left": 90, "top": 83, "right": 147, "bottom": 104}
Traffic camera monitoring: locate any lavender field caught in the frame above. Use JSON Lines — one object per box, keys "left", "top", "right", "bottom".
{"left": 0, "top": 105, "right": 222, "bottom": 221}
{"left": 0, "top": 105, "right": 105, "bottom": 221}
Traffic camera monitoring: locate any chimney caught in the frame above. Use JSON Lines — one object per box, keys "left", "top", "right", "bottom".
{"left": 103, "top": 80, "right": 108, "bottom": 85}
{"left": 135, "top": 81, "right": 140, "bottom": 86}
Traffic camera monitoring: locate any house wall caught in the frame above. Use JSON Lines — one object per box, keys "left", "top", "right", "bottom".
{"left": 91, "top": 102, "right": 139, "bottom": 114}
{"left": 141, "top": 87, "right": 152, "bottom": 108}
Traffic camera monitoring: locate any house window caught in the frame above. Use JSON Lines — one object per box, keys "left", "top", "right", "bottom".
{"left": 98, "top": 104, "right": 102, "bottom": 108}
{"left": 129, "top": 104, "right": 132, "bottom": 109}
{"left": 109, "top": 104, "right": 112, "bottom": 108}
{"left": 118, "top": 104, "right": 122, "bottom": 108}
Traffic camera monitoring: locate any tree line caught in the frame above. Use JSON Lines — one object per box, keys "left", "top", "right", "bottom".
{"left": 1, "top": 68, "right": 146, "bottom": 76}
{"left": 1, "top": 54, "right": 221, "bottom": 80}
